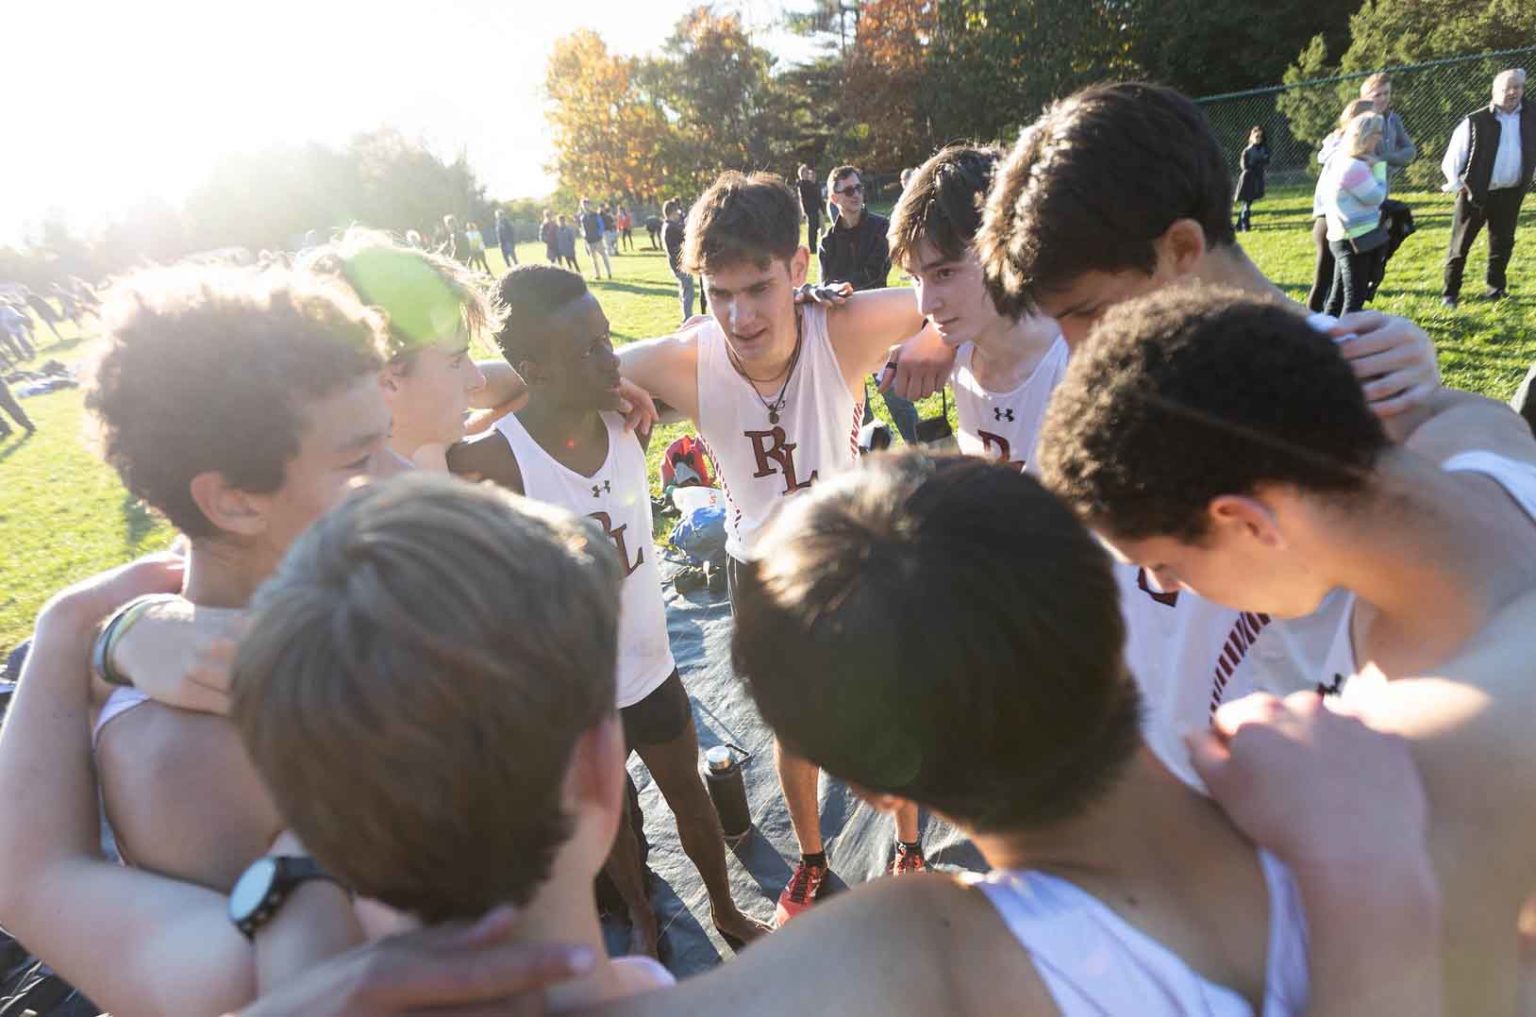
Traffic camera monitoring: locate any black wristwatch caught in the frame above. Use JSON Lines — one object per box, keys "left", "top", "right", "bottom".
{"left": 228, "top": 856, "right": 342, "bottom": 939}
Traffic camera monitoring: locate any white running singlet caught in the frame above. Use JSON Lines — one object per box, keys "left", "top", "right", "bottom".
{"left": 972, "top": 850, "right": 1309, "bottom": 1017}
{"left": 696, "top": 303, "right": 861, "bottom": 560}
{"left": 495, "top": 411, "right": 675, "bottom": 709}
{"left": 952, "top": 334, "right": 1069, "bottom": 472}
{"left": 1322, "top": 449, "right": 1536, "bottom": 697}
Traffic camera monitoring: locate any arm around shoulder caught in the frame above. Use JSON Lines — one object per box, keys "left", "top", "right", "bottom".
{"left": 617, "top": 330, "right": 700, "bottom": 423}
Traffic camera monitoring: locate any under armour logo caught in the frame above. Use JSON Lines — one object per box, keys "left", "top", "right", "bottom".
{"left": 591, "top": 480, "right": 611, "bottom": 498}
{"left": 993, "top": 408, "right": 1015, "bottom": 422}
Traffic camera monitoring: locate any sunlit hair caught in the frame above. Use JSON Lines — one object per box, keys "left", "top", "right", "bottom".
{"left": 888, "top": 144, "right": 1002, "bottom": 268}
{"left": 1359, "top": 72, "right": 1390, "bottom": 97}
{"left": 1341, "top": 113, "right": 1385, "bottom": 160}
{"left": 231, "top": 474, "right": 620, "bottom": 923}
{"left": 682, "top": 171, "right": 800, "bottom": 274}
{"left": 299, "top": 227, "right": 491, "bottom": 368}
{"left": 1038, "top": 287, "right": 1387, "bottom": 541}
{"left": 978, "top": 82, "right": 1235, "bottom": 318}
{"left": 86, "top": 266, "right": 386, "bottom": 538}
{"left": 1336, "top": 98, "right": 1375, "bottom": 133}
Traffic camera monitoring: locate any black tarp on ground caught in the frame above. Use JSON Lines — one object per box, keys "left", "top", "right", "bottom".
{"left": 604, "top": 562, "right": 985, "bottom": 975}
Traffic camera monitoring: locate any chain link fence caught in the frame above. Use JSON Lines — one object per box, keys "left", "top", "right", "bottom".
{"left": 1198, "top": 46, "right": 1535, "bottom": 193}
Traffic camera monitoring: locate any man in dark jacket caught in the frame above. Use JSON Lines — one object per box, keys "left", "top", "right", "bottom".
{"left": 494, "top": 210, "right": 518, "bottom": 268}
{"left": 796, "top": 164, "right": 821, "bottom": 251}
{"left": 662, "top": 198, "right": 696, "bottom": 322}
{"left": 578, "top": 199, "right": 612, "bottom": 280}
{"left": 819, "top": 165, "right": 919, "bottom": 443}
{"left": 1441, "top": 68, "right": 1534, "bottom": 307}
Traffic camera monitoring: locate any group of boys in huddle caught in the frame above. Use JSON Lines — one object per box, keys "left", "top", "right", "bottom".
{"left": 3, "top": 80, "right": 1536, "bottom": 1017}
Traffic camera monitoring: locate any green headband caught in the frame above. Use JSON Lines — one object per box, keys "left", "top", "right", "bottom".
{"left": 340, "top": 246, "right": 467, "bottom": 358}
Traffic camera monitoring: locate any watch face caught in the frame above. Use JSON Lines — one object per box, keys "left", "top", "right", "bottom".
{"left": 229, "top": 857, "right": 280, "bottom": 922}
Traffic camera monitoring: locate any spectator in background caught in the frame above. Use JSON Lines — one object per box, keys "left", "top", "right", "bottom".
{"left": 1359, "top": 72, "right": 1417, "bottom": 178}
{"left": 820, "top": 165, "right": 920, "bottom": 445}
{"left": 464, "top": 221, "right": 493, "bottom": 275}
{"left": 579, "top": 200, "right": 612, "bottom": 280}
{"left": 662, "top": 198, "right": 695, "bottom": 321}
{"left": 601, "top": 205, "right": 619, "bottom": 257}
{"left": 617, "top": 205, "right": 634, "bottom": 252}
{"left": 899, "top": 166, "right": 915, "bottom": 190}
{"left": 1441, "top": 68, "right": 1532, "bottom": 308}
{"left": 495, "top": 209, "right": 518, "bottom": 267}
{"left": 540, "top": 209, "right": 560, "bottom": 264}
{"left": 1233, "top": 125, "right": 1270, "bottom": 232}
{"left": 0, "top": 300, "right": 35, "bottom": 364}
{"left": 644, "top": 213, "right": 663, "bottom": 250}
{"left": 796, "top": 164, "right": 821, "bottom": 253}
{"left": 0, "top": 375, "right": 35, "bottom": 438}
{"left": 22, "top": 289, "right": 63, "bottom": 341}
{"left": 557, "top": 214, "right": 582, "bottom": 273}
{"left": 442, "top": 214, "right": 471, "bottom": 265}
{"left": 1307, "top": 98, "right": 1376, "bottom": 312}
{"left": 1321, "top": 112, "right": 1390, "bottom": 315}
{"left": 404, "top": 229, "right": 424, "bottom": 249}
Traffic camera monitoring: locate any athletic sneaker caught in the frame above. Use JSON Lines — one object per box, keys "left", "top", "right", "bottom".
{"left": 887, "top": 842, "right": 927, "bottom": 876}
{"left": 775, "top": 860, "right": 829, "bottom": 926}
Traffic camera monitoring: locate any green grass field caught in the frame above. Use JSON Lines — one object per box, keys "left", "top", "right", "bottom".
{"left": 2, "top": 195, "right": 1533, "bottom": 655}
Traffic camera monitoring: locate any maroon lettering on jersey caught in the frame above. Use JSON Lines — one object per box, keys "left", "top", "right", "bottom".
{"left": 589, "top": 510, "right": 644, "bottom": 577}
{"left": 745, "top": 426, "right": 818, "bottom": 494}
{"left": 1137, "top": 567, "right": 1180, "bottom": 607}
{"left": 977, "top": 429, "right": 1027, "bottom": 473}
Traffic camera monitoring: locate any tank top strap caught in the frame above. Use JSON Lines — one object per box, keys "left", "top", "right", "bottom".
{"left": 93, "top": 685, "right": 151, "bottom": 749}
{"left": 1441, "top": 450, "right": 1536, "bottom": 523}
{"left": 798, "top": 302, "right": 852, "bottom": 399}
{"left": 969, "top": 852, "right": 1308, "bottom": 1017}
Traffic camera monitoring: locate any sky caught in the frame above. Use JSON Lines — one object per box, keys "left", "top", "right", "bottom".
{"left": 1, "top": 0, "right": 819, "bottom": 245}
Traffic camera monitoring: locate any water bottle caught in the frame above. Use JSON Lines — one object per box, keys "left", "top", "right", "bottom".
{"left": 703, "top": 745, "right": 752, "bottom": 841}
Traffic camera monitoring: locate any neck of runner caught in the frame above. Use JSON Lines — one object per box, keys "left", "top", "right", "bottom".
{"left": 974, "top": 745, "right": 1258, "bottom": 910}
{"left": 1190, "top": 244, "right": 1288, "bottom": 304}
{"left": 970, "top": 311, "right": 1058, "bottom": 391}
{"left": 181, "top": 537, "right": 265, "bottom": 610}
{"left": 730, "top": 309, "right": 803, "bottom": 401}
{"left": 517, "top": 393, "right": 607, "bottom": 462}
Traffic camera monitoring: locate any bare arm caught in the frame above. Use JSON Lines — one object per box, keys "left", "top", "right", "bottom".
{"left": 254, "top": 844, "right": 365, "bottom": 994}
{"left": 470, "top": 360, "right": 528, "bottom": 411}
{"left": 0, "top": 560, "right": 256, "bottom": 1017}
{"left": 447, "top": 429, "right": 525, "bottom": 494}
{"left": 617, "top": 329, "right": 701, "bottom": 423}
{"left": 825, "top": 288, "right": 953, "bottom": 398}
{"left": 238, "top": 907, "right": 593, "bottom": 1017}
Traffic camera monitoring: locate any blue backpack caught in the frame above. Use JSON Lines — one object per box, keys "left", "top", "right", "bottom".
{"left": 669, "top": 505, "right": 727, "bottom": 565}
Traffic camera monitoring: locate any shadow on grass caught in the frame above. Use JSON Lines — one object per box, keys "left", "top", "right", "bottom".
{"left": 0, "top": 430, "right": 37, "bottom": 465}
{"left": 123, "top": 493, "right": 158, "bottom": 549}
{"left": 595, "top": 280, "right": 677, "bottom": 299}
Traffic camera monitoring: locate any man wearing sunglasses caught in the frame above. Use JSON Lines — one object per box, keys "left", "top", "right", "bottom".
{"left": 820, "top": 165, "right": 921, "bottom": 445}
